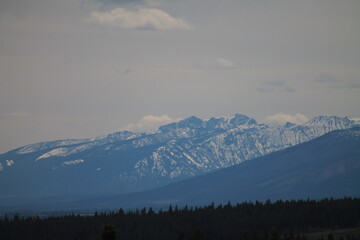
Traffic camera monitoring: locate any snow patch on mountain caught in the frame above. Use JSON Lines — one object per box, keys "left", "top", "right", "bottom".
{"left": 6, "top": 160, "right": 14, "bottom": 166}
{"left": 1, "top": 114, "right": 358, "bottom": 197}
{"left": 36, "top": 148, "right": 68, "bottom": 160}
{"left": 63, "top": 159, "right": 85, "bottom": 165}
{"left": 16, "top": 139, "right": 89, "bottom": 155}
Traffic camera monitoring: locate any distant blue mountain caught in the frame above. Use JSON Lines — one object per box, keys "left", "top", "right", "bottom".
{"left": 0, "top": 114, "right": 358, "bottom": 204}
{"left": 34, "top": 127, "right": 359, "bottom": 211}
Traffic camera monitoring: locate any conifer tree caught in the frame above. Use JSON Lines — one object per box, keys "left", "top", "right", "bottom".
{"left": 102, "top": 224, "right": 117, "bottom": 240}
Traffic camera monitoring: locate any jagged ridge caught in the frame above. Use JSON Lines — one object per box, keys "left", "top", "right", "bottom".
{"left": 0, "top": 114, "right": 358, "bottom": 198}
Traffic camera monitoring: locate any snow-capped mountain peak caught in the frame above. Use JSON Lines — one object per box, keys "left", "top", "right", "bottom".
{"left": 159, "top": 114, "right": 257, "bottom": 133}
{"left": 0, "top": 114, "right": 358, "bottom": 198}
{"left": 306, "top": 115, "right": 353, "bottom": 126}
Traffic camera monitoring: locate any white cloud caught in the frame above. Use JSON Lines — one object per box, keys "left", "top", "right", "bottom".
{"left": 350, "top": 117, "right": 360, "bottom": 122}
{"left": 265, "top": 113, "right": 309, "bottom": 125}
{"left": 217, "top": 58, "right": 235, "bottom": 68}
{"left": 2, "top": 112, "right": 30, "bottom": 117}
{"left": 97, "top": 0, "right": 161, "bottom": 7}
{"left": 123, "top": 114, "right": 180, "bottom": 132}
{"left": 88, "top": 7, "right": 191, "bottom": 30}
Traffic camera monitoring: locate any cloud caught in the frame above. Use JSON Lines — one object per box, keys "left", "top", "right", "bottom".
{"left": 217, "top": 58, "right": 235, "bottom": 69}
{"left": 265, "top": 113, "right": 309, "bottom": 125}
{"left": 283, "top": 86, "right": 297, "bottom": 92}
{"left": 88, "top": 7, "right": 191, "bottom": 30}
{"left": 261, "top": 81, "right": 284, "bottom": 87}
{"left": 331, "top": 83, "right": 360, "bottom": 89}
{"left": 192, "top": 58, "right": 235, "bottom": 70}
{"left": 97, "top": 0, "right": 161, "bottom": 6}
{"left": 350, "top": 117, "right": 360, "bottom": 122}
{"left": 312, "top": 74, "right": 359, "bottom": 90}
{"left": 345, "top": 83, "right": 360, "bottom": 88}
{"left": 257, "top": 81, "right": 296, "bottom": 93}
{"left": 98, "top": 0, "right": 145, "bottom": 4}
{"left": 256, "top": 87, "right": 275, "bottom": 93}
{"left": 122, "top": 114, "right": 180, "bottom": 132}
{"left": 313, "top": 74, "right": 342, "bottom": 83}
{"left": 2, "top": 112, "right": 30, "bottom": 117}
{"left": 123, "top": 68, "right": 131, "bottom": 74}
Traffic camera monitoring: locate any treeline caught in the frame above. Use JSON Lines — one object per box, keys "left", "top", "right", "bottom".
{"left": 0, "top": 198, "right": 360, "bottom": 240}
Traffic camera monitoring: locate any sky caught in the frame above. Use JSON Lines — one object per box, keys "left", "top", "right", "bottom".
{"left": 0, "top": 0, "right": 360, "bottom": 153}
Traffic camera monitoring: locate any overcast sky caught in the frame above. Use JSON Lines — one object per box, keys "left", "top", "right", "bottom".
{"left": 1, "top": 0, "right": 359, "bottom": 153}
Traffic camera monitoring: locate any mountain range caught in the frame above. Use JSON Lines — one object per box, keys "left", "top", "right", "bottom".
{"left": 0, "top": 114, "right": 359, "bottom": 208}
{"left": 2, "top": 127, "right": 360, "bottom": 211}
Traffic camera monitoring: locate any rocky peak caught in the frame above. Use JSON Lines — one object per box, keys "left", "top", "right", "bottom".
{"left": 306, "top": 116, "right": 354, "bottom": 128}
{"left": 228, "top": 114, "right": 257, "bottom": 127}
{"left": 284, "top": 122, "right": 296, "bottom": 128}
{"left": 159, "top": 116, "right": 203, "bottom": 132}
{"left": 178, "top": 116, "right": 204, "bottom": 129}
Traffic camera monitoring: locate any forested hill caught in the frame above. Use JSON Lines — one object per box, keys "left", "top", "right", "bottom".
{"left": 1, "top": 198, "right": 360, "bottom": 240}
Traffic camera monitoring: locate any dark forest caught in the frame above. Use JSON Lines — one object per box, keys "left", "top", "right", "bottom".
{"left": 1, "top": 197, "right": 360, "bottom": 240}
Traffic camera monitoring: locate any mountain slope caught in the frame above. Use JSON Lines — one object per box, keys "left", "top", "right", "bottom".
{"left": 56, "top": 127, "right": 360, "bottom": 210}
{"left": 0, "top": 114, "right": 358, "bottom": 200}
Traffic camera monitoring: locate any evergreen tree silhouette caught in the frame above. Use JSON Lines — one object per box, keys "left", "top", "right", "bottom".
{"left": 270, "top": 229, "right": 280, "bottom": 240}
{"left": 328, "top": 233, "right": 335, "bottom": 240}
{"left": 190, "top": 229, "right": 206, "bottom": 240}
{"left": 176, "top": 232, "right": 185, "bottom": 240}
{"left": 102, "top": 224, "right": 117, "bottom": 240}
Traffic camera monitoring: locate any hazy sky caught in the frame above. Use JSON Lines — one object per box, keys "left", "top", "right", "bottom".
{"left": 1, "top": 0, "right": 360, "bottom": 153}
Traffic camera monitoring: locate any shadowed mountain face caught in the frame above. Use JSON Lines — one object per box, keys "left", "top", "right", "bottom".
{"left": 47, "top": 127, "right": 359, "bottom": 211}
{"left": 0, "top": 114, "right": 358, "bottom": 203}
